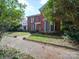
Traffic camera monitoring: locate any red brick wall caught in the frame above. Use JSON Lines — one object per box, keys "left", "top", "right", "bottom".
{"left": 35, "top": 15, "right": 44, "bottom": 32}
{"left": 27, "top": 14, "right": 44, "bottom": 32}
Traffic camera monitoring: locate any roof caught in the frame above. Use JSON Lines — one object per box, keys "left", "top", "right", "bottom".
{"left": 27, "top": 14, "right": 41, "bottom": 18}
{"left": 39, "top": 2, "right": 48, "bottom": 12}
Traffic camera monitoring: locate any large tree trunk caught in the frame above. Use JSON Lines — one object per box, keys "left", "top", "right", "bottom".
{"left": 55, "top": 16, "right": 61, "bottom": 32}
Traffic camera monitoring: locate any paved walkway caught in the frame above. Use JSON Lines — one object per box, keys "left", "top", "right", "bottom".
{"left": 1, "top": 36, "right": 79, "bottom": 59}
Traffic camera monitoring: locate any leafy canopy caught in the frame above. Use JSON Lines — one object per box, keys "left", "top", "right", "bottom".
{"left": 43, "top": 0, "right": 79, "bottom": 23}
{"left": 43, "top": 0, "right": 79, "bottom": 42}
{"left": 0, "top": 0, "right": 25, "bottom": 31}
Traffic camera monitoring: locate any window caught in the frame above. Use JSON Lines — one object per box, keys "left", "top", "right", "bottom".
{"left": 51, "top": 25, "right": 54, "bottom": 31}
{"left": 31, "top": 17, "right": 34, "bottom": 23}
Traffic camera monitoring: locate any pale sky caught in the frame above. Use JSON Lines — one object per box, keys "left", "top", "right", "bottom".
{"left": 18, "top": 0, "right": 48, "bottom": 16}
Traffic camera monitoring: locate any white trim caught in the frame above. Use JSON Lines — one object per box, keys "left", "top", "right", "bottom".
{"left": 35, "top": 22, "right": 41, "bottom": 24}
{"left": 53, "top": 22, "right": 55, "bottom": 31}
{"left": 44, "top": 21, "right": 46, "bottom": 32}
{"left": 31, "top": 17, "right": 34, "bottom": 23}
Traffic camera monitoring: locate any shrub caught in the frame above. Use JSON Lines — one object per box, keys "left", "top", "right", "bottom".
{"left": 64, "top": 23, "right": 79, "bottom": 43}
{"left": 12, "top": 56, "right": 19, "bottom": 59}
{"left": 0, "top": 48, "right": 35, "bottom": 59}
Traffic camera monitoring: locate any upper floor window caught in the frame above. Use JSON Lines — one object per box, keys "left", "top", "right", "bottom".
{"left": 36, "top": 16, "right": 40, "bottom": 22}
{"left": 31, "top": 17, "right": 34, "bottom": 23}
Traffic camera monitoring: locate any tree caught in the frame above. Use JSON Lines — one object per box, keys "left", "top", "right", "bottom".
{"left": 0, "top": 0, "right": 25, "bottom": 40}
{"left": 43, "top": 0, "right": 79, "bottom": 24}
{"left": 43, "top": 0, "right": 79, "bottom": 42}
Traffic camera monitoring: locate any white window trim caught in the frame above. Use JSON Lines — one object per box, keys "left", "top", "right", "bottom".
{"left": 49, "top": 22, "right": 55, "bottom": 32}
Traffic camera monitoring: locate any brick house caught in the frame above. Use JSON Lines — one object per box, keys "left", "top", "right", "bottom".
{"left": 27, "top": 14, "right": 56, "bottom": 33}
{"left": 27, "top": 14, "right": 44, "bottom": 32}
{"left": 27, "top": 3, "right": 61, "bottom": 33}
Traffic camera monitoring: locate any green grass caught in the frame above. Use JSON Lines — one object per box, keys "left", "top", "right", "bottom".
{"left": 27, "top": 33, "right": 66, "bottom": 45}
{"left": 27, "top": 33, "right": 78, "bottom": 48}
{"left": 7, "top": 32, "right": 31, "bottom": 37}
{"left": 29, "top": 34, "right": 49, "bottom": 42}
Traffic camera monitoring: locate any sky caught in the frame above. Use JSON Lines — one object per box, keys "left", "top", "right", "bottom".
{"left": 18, "top": 0, "right": 48, "bottom": 16}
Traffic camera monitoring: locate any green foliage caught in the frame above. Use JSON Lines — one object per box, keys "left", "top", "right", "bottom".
{"left": 43, "top": 0, "right": 79, "bottom": 42}
{"left": 43, "top": 0, "right": 79, "bottom": 22}
{"left": 42, "top": 0, "right": 63, "bottom": 21}
{"left": 12, "top": 57, "right": 19, "bottom": 59}
{"left": 0, "top": 48, "right": 34, "bottom": 59}
{"left": 63, "top": 21, "right": 79, "bottom": 42}
{"left": 41, "top": 0, "right": 54, "bottom": 21}
{"left": 0, "top": 0, "right": 25, "bottom": 39}
{"left": 0, "top": 0, "right": 25, "bottom": 31}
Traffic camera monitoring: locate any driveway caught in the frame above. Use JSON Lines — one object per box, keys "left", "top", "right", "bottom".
{"left": 0, "top": 36, "right": 79, "bottom": 59}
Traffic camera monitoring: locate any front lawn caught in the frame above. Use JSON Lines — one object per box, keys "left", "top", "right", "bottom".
{"left": 28, "top": 33, "right": 64, "bottom": 44}
{"left": 7, "top": 32, "right": 31, "bottom": 36}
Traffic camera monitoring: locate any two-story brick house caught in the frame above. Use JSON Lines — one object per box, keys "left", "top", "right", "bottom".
{"left": 27, "top": 14, "right": 44, "bottom": 32}
{"left": 27, "top": 3, "right": 61, "bottom": 33}
{"left": 27, "top": 14, "right": 56, "bottom": 33}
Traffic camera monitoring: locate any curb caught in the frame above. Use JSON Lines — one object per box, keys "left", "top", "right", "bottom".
{"left": 23, "top": 38, "right": 79, "bottom": 51}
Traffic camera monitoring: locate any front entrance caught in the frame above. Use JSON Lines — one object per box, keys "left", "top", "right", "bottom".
{"left": 36, "top": 24, "right": 41, "bottom": 32}
{"left": 55, "top": 17, "right": 61, "bottom": 32}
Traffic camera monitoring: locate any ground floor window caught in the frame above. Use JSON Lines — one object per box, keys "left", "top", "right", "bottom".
{"left": 23, "top": 26, "right": 26, "bottom": 31}
{"left": 51, "top": 25, "right": 54, "bottom": 31}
